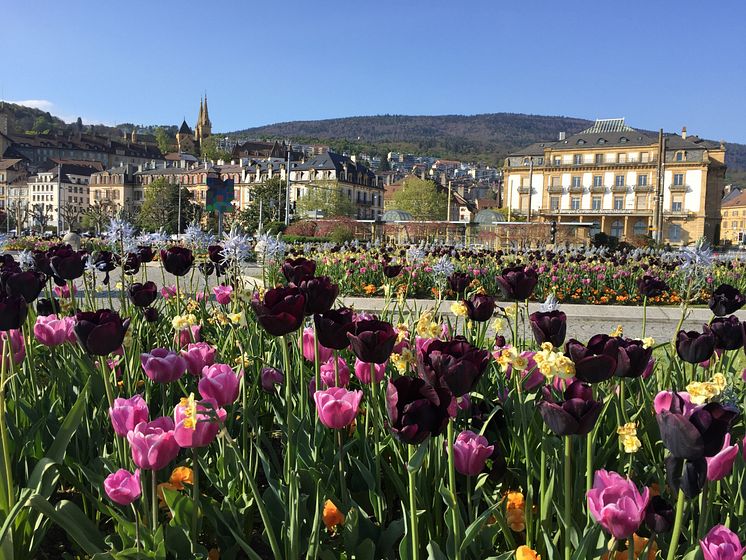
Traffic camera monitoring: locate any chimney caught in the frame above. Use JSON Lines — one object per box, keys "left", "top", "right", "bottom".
{"left": 558, "top": 131, "right": 566, "bottom": 141}
{"left": 0, "top": 115, "right": 8, "bottom": 136}
{"left": 681, "top": 127, "right": 687, "bottom": 140}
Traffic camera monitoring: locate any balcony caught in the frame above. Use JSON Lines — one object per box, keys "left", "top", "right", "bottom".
{"left": 634, "top": 184, "right": 653, "bottom": 192}
{"left": 669, "top": 184, "right": 689, "bottom": 192}
{"left": 611, "top": 184, "right": 628, "bottom": 193}
{"left": 590, "top": 185, "right": 606, "bottom": 194}
{"left": 539, "top": 207, "right": 653, "bottom": 216}
{"left": 663, "top": 209, "right": 696, "bottom": 218}
{"left": 569, "top": 184, "right": 583, "bottom": 194}
{"left": 518, "top": 186, "right": 532, "bottom": 194}
{"left": 543, "top": 157, "right": 658, "bottom": 168}
{"left": 547, "top": 184, "right": 563, "bottom": 193}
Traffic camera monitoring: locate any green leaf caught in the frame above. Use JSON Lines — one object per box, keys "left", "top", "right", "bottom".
{"left": 26, "top": 495, "right": 105, "bottom": 555}
{"left": 570, "top": 524, "right": 603, "bottom": 560}
{"left": 407, "top": 441, "right": 429, "bottom": 473}
{"left": 459, "top": 504, "right": 498, "bottom": 553}
{"left": 426, "top": 540, "right": 448, "bottom": 560}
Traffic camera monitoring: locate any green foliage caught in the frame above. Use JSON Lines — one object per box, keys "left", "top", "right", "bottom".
{"left": 154, "top": 126, "right": 173, "bottom": 154}
{"left": 329, "top": 225, "right": 354, "bottom": 243}
{"left": 390, "top": 176, "right": 447, "bottom": 220}
{"left": 199, "top": 136, "right": 232, "bottom": 162}
{"left": 295, "top": 182, "right": 356, "bottom": 219}
{"left": 234, "top": 177, "right": 288, "bottom": 234}
{"left": 137, "top": 177, "right": 197, "bottom": 233}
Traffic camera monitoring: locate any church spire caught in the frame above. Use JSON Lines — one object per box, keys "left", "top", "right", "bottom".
{"left": 203, "top": 94, "right": 210, "bottom": 125}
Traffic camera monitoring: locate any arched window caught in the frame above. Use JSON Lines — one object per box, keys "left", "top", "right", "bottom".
{"left": 610, "top": 220, "right": 624, "bottom": 239}
{"left": 668, "top": 223, "right": 682, "bottom": 241}
{"left": 590, "top": 222, "right": 601, "bottom": 237}
{"left": 633, "top": 221, "right": 648, "bottom": 236}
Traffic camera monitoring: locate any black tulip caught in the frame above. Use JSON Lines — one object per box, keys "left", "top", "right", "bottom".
{"left": 675, "top": 328, "right": 715, "bottom": 364}
{"left": 128, "top": 281, "right": 158, "bottom": 308}
{"left": 36, "top": 297, "right": 61, "bottom": 317}
{"left": 297, "top": 276, "right": 338, "bottom": 315}
{"left": 347, "top": 319, "right": 397, "bottom": 364}
{"left": 143, "top": 307, "right": 159, "bottom": 323}
{"left": 4, "top": 270, "right": 47, "bottom": 303}
{"left": 49, "top": 247, "right": 86, "bottom": 280}
{"left": 529, "top": 310, "right": 567, "bottom": 348}
{"left": 615, "top": 338, "right": 654, "bottom": 378}
{"left": 382, "top": 264, "right": 403, "bottom": 279}
{"left": 709, "top": 284, "right": 746, "bottom": 317}
{"left": 447, "top": 272, "right": 471, "bottom": 296}
{"left": 314, "top": 308, "right": 354, "bottom": 350}
{"left": 496, "top": 266, "right": 538, "bottom": 301}
{"left": 123, "top": 253, "right": 141, "bottom": 275}
{"left": 665, "top": 455, "right": 707, "bottom": 499}
{"left": 417, "top": 336, "right": 490, "bottom": 397}
{"left": 208, "top": 245, "right": 225, "bottom": 264}
{"left": 0, "top": 293, "right": 28, "bottom": 331}
{"left": 464, "top": 294, "right": 495, "bottom": 322}
{"left": 708, "top": 316, "right": 744, "bottom": 351}
{"left": 281, "top": 257, "right": 316, "bottom": 284}
{"left": 386, "top": 376, "right": 454, "bottom": 445}
{"left": 160, "top": 246, "right": 194, "bottom": 277}
{"left": 565, "top": 335, "right": 619, "bottom": 383}
{"left": 136, "top": 245, "right": 155, "bottom": 264}
{"left": 644, "top": 495, "right": 674, "bottom": 534}
{"left": 537, "top": 381, "right": 602, "bottom": 436}
{"left": 250, "top": 286, "right": 306, "bottom": 336}
{"left": 637, "top": 275, "right": 668, "bottom": 298}
{"left": 657, "top": 397, "right": 738, "bottom": 460}
{"left": 73, "top": 309, "right": 130, "bottom": 355}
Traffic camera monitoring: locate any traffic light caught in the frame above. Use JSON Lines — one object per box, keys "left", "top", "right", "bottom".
{"left": 550, "top": 221, "right": 558, "bottom": 244}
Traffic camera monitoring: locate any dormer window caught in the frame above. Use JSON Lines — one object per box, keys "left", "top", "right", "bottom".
{"left": 577, "top": 139, "right": 586, "bottom": 145}
{"left": 620, "top": 137, "right": 628, "bottom": 143}
{"left": 675, "top": 151, "right": 686, "bottom": 162}
{"left": 597, "top": 138, "right": 606, "bottom": 144}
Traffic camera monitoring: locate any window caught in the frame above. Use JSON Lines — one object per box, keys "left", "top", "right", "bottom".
{"left": 668, "top": 223, "right": 682, "bottom": 241}
{"left": 551, "top": 176, "right": 561, "bottom": 187}
{"left": 671, "top": 195, "right": 684, "bottom": 212}
{"left": 590, "top": 222, "right": 601, "bottom": 236}
{"left": 536, "top": 157, "right": 544, "bottom": 165}
{"left": 592, "top": 196, "right": 602, "bottom": 210}
{"left": 618, "top": 153, "right": 627, "bottom": 163}
{"left": 615, "top": 175, "right": 624, "bottom": 187}
{"left": 673, "top": 173, "right": 684, "bottom": 186}
{"left": 593, "top": 175, "right": 603, "bottom": 187}
{"left": 636, "top": 194, "right": 648, "bottom": 209}
{"left": 595, "top": 154, "right": 603, "bottom": 164}
{"left": 613, "top": 196, "right": 624, "bottom": 210}
{"left": 637, "top": 174, "right": 648, "bottom": 186}
{"left": 723, "top": 211, "right": 728, "bottom": 217}
{"left": 641, "top": 152, "right": 650, "bottom": 163}
{"left": 571, "top": 176, "right": 581, "bottom": 188}
{"left": 675, "top": 151, "right": 685, "bottom": 162}
{"left": 610, "top": 220, "right": 624, "bottom": 238}
{"left": 550, "top": 196, "right": 560, "bottom": 210}
{"left": 633, "top": 221, "right": 648, "bottom": 236}
{"left": 570, "top": 197, "right": 581, "bottom": 210}
{"left": 573, "top": 154, "right": 582, "bottom": 165}
{"left": 553, "top": 157, "right": 561, "bottom": 166}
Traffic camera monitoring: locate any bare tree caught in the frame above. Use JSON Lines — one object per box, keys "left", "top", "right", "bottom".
{"left": 31, "top": 204, "right": 52, "bottom": 233}
{"left": 7, "top": 201, "right": 30, "bottom": 234}
{"left": 84, "top": 201, "right": 119, "bottom": 234}
{"left": 59, "top": 202, "right": 83, "bottom": 232}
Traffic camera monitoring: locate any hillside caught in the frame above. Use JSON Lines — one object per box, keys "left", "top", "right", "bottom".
{"left": 228, "top": 113, "right": 746, "bottom": 183}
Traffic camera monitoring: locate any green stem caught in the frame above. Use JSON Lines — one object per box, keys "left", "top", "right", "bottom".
{"left": 369, "top": 362, "right": 383, "bottom": 520}
{"left": 586, "top": 431, "right": 593, "bottom": 520}
{"left": 641, "top": 296, "right": 648, "bottom": 338}
{"left": 151, "top": 470, "right": 158, "bottom": 533}
{"left": 337, "top": 430, "right": 347, "bottom": 506}
{"left": 0, "top": 337, "right": 14, "bottom": 509}
{"left": 447, "top": 419, "right": 461, "bottom": 560}
{"left": 665, "top": 489, "right": 686, "bottom": 560}
{"left": 192, "top": 447, "right": 200, "bottom": 555}
{"left": 697, "top": 481, "right": 709, "bottom": 540}
{"left": 408, "top": 444, "right": 420, "bottom": 560}
{"left": 564, "top": 436, "right": 572, "bottom": 560}
{"left": 628, "top": 537, "right": 635, "bottom": 560}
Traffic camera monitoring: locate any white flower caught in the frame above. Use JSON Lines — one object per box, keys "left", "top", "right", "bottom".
{"left": 539, "top": 293, "right": 560, "bottom": 312}
{"left": 104, "top": 217, "right": 135, "bottom": 251}
{"left": 18, "top": 250, "right": 35, "bottom": 271}
{"left": 221, "top": 225, "right": 253, "bottom": 264}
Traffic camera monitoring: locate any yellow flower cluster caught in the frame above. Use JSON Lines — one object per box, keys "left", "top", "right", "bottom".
{"left": 687, "top": 373, "right": 726, "bottom": 405}
{"left": 617, "top": 422, "right": 642, "bottom": 454}
{"left": 506, "top": 491, "right": 526, "bottom": 532}
{"left": 450, "top": 301, "right": 468, "bottom": 317}
{"left": 186, "top": 299, "right": 200, "bottom": 313}
{"left": 235, "top": 353, "right": 252, "bottom": 368}
{"left": 534, "top": 343, "right": 575, "bottom": 380}
{"left": 209, "top": 310, "right": 245, "bottom": 326}
{"left": 415, "top": 311, "right": 441, "bottom": 338}
{"left": 395, "top": 323, "right": 409, "bottom": 343}
{"left": 496, "top": 347, "right": 519, "bottom": 371}
{"left": 642, "top": 337, "right": 655, "bottom": 349}
{"left": 390, "top": 348, "right": 415, "bottom": 374}
{"left": 610, "top": 325, "right": 623, "bottom": 337}
{"left": 492, "top": 317, "right": 506, "bottom": 332}
{"left": 179, "top": 393, "right": 197, "bottom": 430}
{"left": 172, "top": 314, "right": 198, "bottom": 331}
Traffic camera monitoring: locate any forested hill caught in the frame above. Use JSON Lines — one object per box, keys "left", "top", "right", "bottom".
{"left": 228, "top": 113, "right": 746, "bottom": 183}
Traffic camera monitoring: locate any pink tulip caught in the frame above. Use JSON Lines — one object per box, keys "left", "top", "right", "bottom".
{"left": 320, "top": 357, "right": 350, "bottom": 388}
{"left": 301, "top": 327, "right": 333, "bottom": 363}
{"left": 653, "top": 391, "right": 695, "bottom": 416}
{"left": 53, "top": 283, "right": 77, "bottom": 298}
{"left": 707, "top": 434, "right": 739, "bottom": 481}
{"left": 415, "top": 336, "right": 436, "bottom": 356}
{"left": 173, "top": 397, "right": 227, "bottom": 448}
{"left": 126, "top": 417, "right": 180, "bottom": 470}
{"left": 104, "top": 468, "right": 141, "bottom": 505}
{"left": 161, "top": 285, "right": 177, "bottom": 299}
{"left": 587, "top": 469, "right": 649, "bottom": 539}
{"left": 109, "top": 394, "right": 149, "bottom": 437}
{"left": 261, "top": 367, "right": 283, "bottom": 392}
{"left": 181, "top": 342, "right": 216, "bottom": 376}
{"left": 314, "top": 387, "right": 363, "bottom": 429}
{"left": 354, "top": 358, "right": 386, "bottom": 384}
{"left": 451, "top": 430, "right": 494, "bottom": 476}
{"left": 199, "top": 363, "right": 241, "bottom": 406}
{"left": 700, "top": 524, "right": 746, "bottom": 560}
{"left": 213, "top": 285, "right": 233, "bottom": 305}
{"left": 1, "top": 329, "right": 25, "bottom": 368}
{"left": 177, "top": 325, "right": 201, "bottom": 347}
{"left": 141, "top": 348, "right": 187, "bottom": 383}
{"left": 33, "top": 314, "right": 75, "bottom": 347}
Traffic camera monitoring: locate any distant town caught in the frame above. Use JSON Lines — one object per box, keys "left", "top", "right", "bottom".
{"left": 0, "top": 98, "right": 742, "bottom": 247}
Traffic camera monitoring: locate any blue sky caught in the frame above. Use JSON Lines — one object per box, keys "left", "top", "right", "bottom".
{"left": 2, "top": 0, "right": 745, "bottom": 142}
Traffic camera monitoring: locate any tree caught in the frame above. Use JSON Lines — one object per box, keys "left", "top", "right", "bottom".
{"left": 7, "top": 201, "right": 30, "bottom": 233}
{"left": 31, "top": 204, "right": 52, "bottom": 232}
{"left": 154, "top": 127, "right": 173, "bottom": 155}
{"left": 137, "top": 178, "right": 197, "bottom": 233}
{"left": 234, "top": 177, "right": 288, "bottom": 234}
{"left": 59, "top": 202, "right": 83, "bottom": 232}
{"left": 390, "top": 176, "right": 447, "bottom": 220}
{"left": 295, "top": 182, "right": 355, "bottom": 219}
{"left": 83, "top": 201, "right": 119, "bottom": 234}
{"left": 200, "top": 137, "right": 232, "bottom": 162}
{"left": 378, "top": 156, "right": 391, "bottom": 172}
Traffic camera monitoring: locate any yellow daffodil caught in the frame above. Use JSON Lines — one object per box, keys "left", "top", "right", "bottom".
{"left": 617, "top": 423, "right": 641, "bottom": 453}
{"left": 642, "top": 337, "right": 655, "bottom": 349}
{"left": 450, "top": 301, "right": 468, "bottom": 317}
{"left": 610, "top": 325, "right": 623, "bottom": 337}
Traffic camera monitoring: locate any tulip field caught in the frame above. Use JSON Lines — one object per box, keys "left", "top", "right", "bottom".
{"left": 0, "top": 225, "right": 746, "bottom": 559}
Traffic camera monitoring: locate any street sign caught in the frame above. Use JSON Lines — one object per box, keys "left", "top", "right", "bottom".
{"left": 205, "top": 177, "right": 235, "bottom": 213}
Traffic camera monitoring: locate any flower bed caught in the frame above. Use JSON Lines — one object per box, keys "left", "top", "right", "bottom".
{"left": 0, "top": 225, "right": 745, "bottom": 558}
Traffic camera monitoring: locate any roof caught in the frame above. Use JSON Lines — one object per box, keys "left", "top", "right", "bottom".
{"left": 722, "top": 190, "right": 746, "bottom": 208}
{"left": 722, "top": 187, "right": 743, "bottom": 203}
{"left": 0, "top": 158, "right": 23, "bottom": 171}
{"left": 179, "top": 120, "right": 192, "bottom": 134}
{"left": 381, "top": 209, "right": 413, "bottom": 221}
{"left": 579, "top": 118, "right": 635, "bottom": 134}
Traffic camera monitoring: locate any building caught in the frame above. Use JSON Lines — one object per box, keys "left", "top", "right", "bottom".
{"left": 503, "top": 118, "right": 727, "bottom": 245}
{"left": 720, "top": 189, "right": 746, "bottom": 245}
{"left": 194, "top": 96, "right": 212, "bottom": 147}
{"left": 27, "top": 162, "right": 99, "bottom": 232}
{"left": 176, "top": 120, "right": 195, "bottom": 154}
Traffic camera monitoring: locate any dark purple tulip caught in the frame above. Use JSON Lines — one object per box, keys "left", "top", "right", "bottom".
{"left": 709, "top": 284, "right": 746, "bottom": 317}
{"left": 665, "top": 455, "right": 707, "bottom": 499}
{"left": 4, "top": 270, "right": 46, "bottom": 303}
{"left": 128, "top": 282, "right": 158, "bottom": 308}
{"left": 0, "top": 293, "right": 28, "bottom": 331}
{"left": 123, "top": 253, "right": 141, "bottom": 275}
{"left": 496, "top": 266, "right": 538, "bottom": 301}
{"left": 382, "top": 264, "right": 403, "bottom": 279}
{"left": 417, "top": 336, "right": 490, "bottom": 397}
{"left": 637, "top": 275, "right": 668, "bottom": 298}
{"left": 386, "top": 376, "right": 455, "bottom": 445}
{"left": 297, "top": 276, "right": 338, "bottom": 315}
{"left": 208, "top": 245, "right": 225, "bottom": 264}
{"left": 36, "top": 297, "right": 60, "bottom": 317}
{"left": 281, "top": 257, "right": 316, "bottom": 284}
{"left": 347, "top": 319, "right": 397, "bottom": 364}
{"left": 33, "top": 250, "right": 53, "bottom": 276}
{"left": 49, "top": 247, "right": 86, "bottom": 280}
{"left": 657, "top": 397, "right": 738, "bottom": 460}
{"left": 495, "top": 334, "right": 507, "bottom": 348}
{"left": 537, "top": 381, "right": 602, "bottom": 436}
{"left": 92, "top": 251, "right": 119, "bottom": 273}
{"left": 74, "top": 309, "right": 130, "bottom": 355}
{"left": 565, "top": 335, "right": 619, "bottom": 383}
{"left": 529, "top": 310, "right": 567, "bottom": 347}
{"left": 143, "top": 307, "right": 159, "bottom": 323}
{"left": 675, "top": 328, "right": 715, "bottom": 364}
{"left": 644, "top": 495, "right": 674, "bottom": 533}
{"left": 136, "top": 246, "right": 155, "bottom": 264}
{"left": 159, "top": 247, "right": 194, "bottom": 277}
{"left": 447, "top": 272, "right": 471, "bottom": 296}
{"left": 314, "top": 308, "right": 354, "bottom": 350}
{"left": 250, "top": 287, "right": 306, "bottom": 337}
{"left": 708, "top": 316, "right": 744, "bottom": 351}
{"left": 615, "top": 338, "right": 653, "bottom": 378}
{"left": 463, "top": 294, "right": 495, "bottom": 322}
